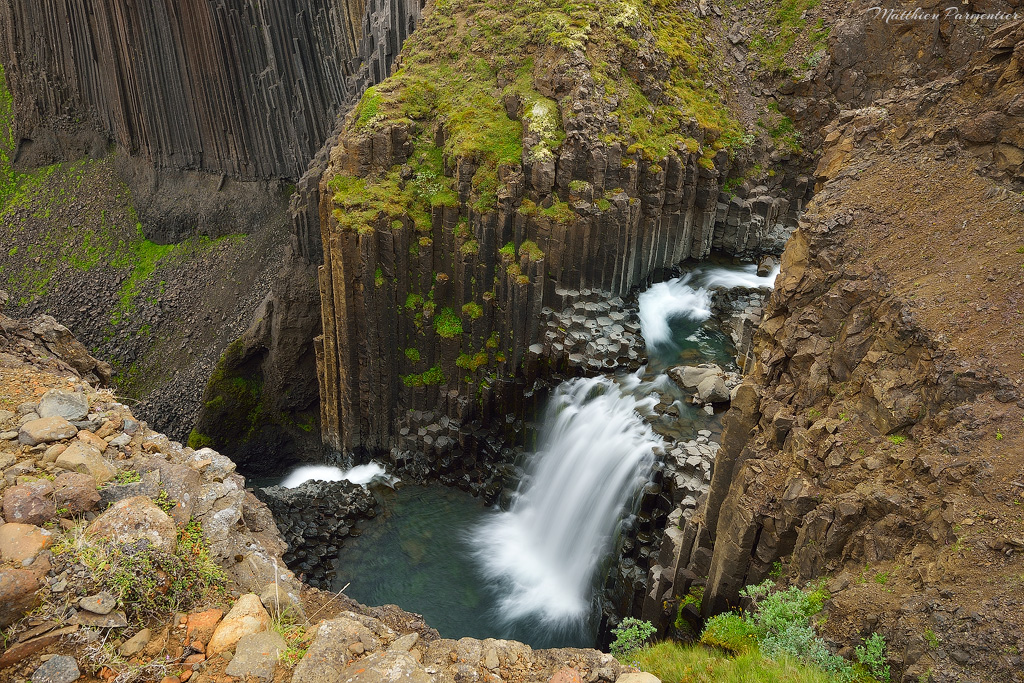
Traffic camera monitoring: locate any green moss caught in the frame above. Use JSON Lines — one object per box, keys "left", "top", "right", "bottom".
{"left": 519, "top": 240, "right": 545, "bottom": 261}
{"left": 405, "top": 348, "right": 421, "bottom": 363}
{"left": 403, "top": 364, "right": 446, "bottom": 387}
{"left": 456, "top": 352, "right": 489, "bottom": 372}
{"left": 405, "top": 293, "right": 424, "bottom": 310}
{"left": 499, "top": 242, "right": 516, "bottom": 258}
{"left": 433, "top": 307, "right": 463, "bottom": 338}
{"left": 355, "top": 87, "right": 384, "bottom": 128}
{"left": 187, "top": 430, "right": 214, "bottom": 450}
{"left": 748, "top": 0, "right": 824, "bottom": 76}
{"left": 461, "top": 302, "right": 484, "bottom": 319}
{"left": 331, "top": 0, "right": 746, "bottom": 233}
{"left": 374, "top": 266, "right": 384, "bottom": 287}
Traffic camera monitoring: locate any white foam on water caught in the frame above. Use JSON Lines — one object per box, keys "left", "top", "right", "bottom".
{"left": 279, "top": 462, "right": 393, "bottom": 488}
{"left": 638, "top": 263, "right": 780, "bottom": 348}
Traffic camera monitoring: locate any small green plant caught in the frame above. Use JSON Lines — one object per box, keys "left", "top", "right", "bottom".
{"left": 113, "top": 469, "right": 142, "bottom": 485}
{"left": 855, "top": 633, "right": 890, "bottom": 681}
{"left": 462, "top": 302, "right": 483, "bottom": 319}
{"left": 887, "top": 435, "right": 907, "bottom": 446}
{"left": 404, "top": 348, "right": 421, "bottom": 363}
{"left": 996, "top": 431, "right": 1003, "bottom": 440}
{"left": 923, "top": 628, "right": 940, "bottom": 649}
{"left": 874, "top": 570, "right": 891, "bottom": 585}
{"left": 610, "top": 617, "right": 656, "bottom": 659}
{"left": 433, "top": 307, "right": 463, "bottom": 338}
{"left": 769, "top": 560, "right": 784, "bottom": 579}
{"left": 154, "top": 488, "right": 176, "bottom": 513}
{"left": 374, "top": 266, "right": 384, "bottom": 287}
{"left": 807, "top": 408, "right": 822, "bottom": 420}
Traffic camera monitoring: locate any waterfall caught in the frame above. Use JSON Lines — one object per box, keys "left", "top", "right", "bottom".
{"left": 471, "top": 376, "right": 662, "bottom": 637}
{"left": 638, "top": 263, "right": 780, "bottom": 349}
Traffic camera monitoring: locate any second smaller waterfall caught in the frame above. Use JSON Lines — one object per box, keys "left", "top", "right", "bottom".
{"left": 471, "top": 376, "right": 662, "bottom": 641}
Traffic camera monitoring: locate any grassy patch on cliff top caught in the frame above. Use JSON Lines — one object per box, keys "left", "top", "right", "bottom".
{"left": 332, "top": 0, "right": 744, "bottom": 229}
{"left": 747, "top": 0, "right": 829, "bottom": 76}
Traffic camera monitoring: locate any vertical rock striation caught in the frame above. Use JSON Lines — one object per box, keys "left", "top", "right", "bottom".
{"left": 0, "top": 0, "right": 423, "bottom": 180}
{"left": 314, "top": 2, "right": 812, "bottom": 465}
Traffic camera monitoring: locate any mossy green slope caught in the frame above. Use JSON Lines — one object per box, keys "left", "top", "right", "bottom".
{"left": 333, "top": 0, "right": 745, "bottom": 226}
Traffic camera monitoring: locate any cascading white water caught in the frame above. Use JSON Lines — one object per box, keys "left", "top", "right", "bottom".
{"left": 471, "top": 376, "right": 663, "bottom": 634}
{"left": 638, "top": 263, "right": 781, "bottom": 348}
{"left": 278, "top": 462, "right": 394, "bottom": 488}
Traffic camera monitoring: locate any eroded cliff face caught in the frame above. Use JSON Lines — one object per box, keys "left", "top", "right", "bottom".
{"left": 651, "top": 16, "right": 1024, "bottom": 681}
{"left": 314, "top": 0, "right": 813, "bottom": 474}
{"left": 1, "top": 0, "right": 365, "bottom": 179}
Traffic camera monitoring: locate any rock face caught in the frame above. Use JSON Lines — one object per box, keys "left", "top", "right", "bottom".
{"left": 253, "top": 480, "right": 379, "bottom": 590}
{"left": 0, "top": 0, "right": 421, "bottom": 182}
{"left": 314, "top": 2, "right": 812, "bottom": 463}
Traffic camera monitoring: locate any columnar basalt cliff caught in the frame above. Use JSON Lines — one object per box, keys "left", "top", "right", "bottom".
{"left": 0, "top": 0, "right": 422, "bottom": 457}
{"left": 638, "top": 14, "right": 1024, "bottom": 682}
{"left": 315, "top": 0, "right": 812, "bottom": 466}
{"left": 3, "top": 0, "right": 374, "bottom": 179}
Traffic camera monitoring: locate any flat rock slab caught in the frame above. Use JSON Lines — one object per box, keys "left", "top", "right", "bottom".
{"left": 18, "top": 416, "right": 77, "bottom": 446}
{"left": 295, "top": 651, "right": 431, "bottom": 683}
{"left": 119, "top": 628, "right": 151, "bottom": 657}
{"left": 225, "top": 631, "right": 286, "bottom": 681}
{"left": 79, "top": 591, "right": 117, "bottom": 615}
{"left": 0, "top": 523, "right": 54, "bottom": 564}
{"left": 31, "top": 654, "right": 80, "bottom": 683}
{"left": 38, "top": 390, "right": 89, "bottom": 422}
{"left": 72, "top": 609, "right": 127, "bottom": 628}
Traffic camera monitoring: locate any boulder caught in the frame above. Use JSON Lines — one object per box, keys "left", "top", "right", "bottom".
{"left": 119, "top": 628, "right": 152, "bottom": 657}
{"left": 0, "top": 523, "right": 54, "bottom": 564}
{"left": 696, "top": 375, "right": 730, "bottom": 404}
{"left": 297, "top": 651, "right": 431, "bottom": 683}
{"left": 53, "top": 472, "right": 101, "bottom": 513}
{"left": 186, "top": 608, "right": 224, "bottom": 647}
{"left": 292, "top": 615, "right": 383, "bottom": 683}
{"left": 550, "top": 668, "right": 584, "bottom": 683}
{"left": 37, "top": 390, "right": 90, "bottom": 422}
{"left": 79, "top": 591, "right": 117, "bottom": 615}
{"left": 2, "top": 484, "right": 56, "bottom": 525}
{"left": 18, "top": 416, "right": 77, "bottom": 446}
{"left": 0, "top": 567, "right": 43, "bottom": 627}
{"left": 55, "top": 442, "right": 116, "bottom": 483}
{"left": 225, "top": 631, "right": 286, "bottom": 681}
{"left": 207, "top": 594, "right": 271, "bottom": 655}
{"left": 616, "top": 673, "right": 661, "bottom": 683}
{"left": 86, "top": 496, "right": 177, "bottom": 553}
{"left": 30, "top": 654, "right": 80, "bottom": 683}
{"left": 668, "top": 365, "right": 721, "bottom": 390}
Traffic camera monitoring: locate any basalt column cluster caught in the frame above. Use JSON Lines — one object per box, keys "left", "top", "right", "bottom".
{"left": 0, "top": 0, "right": 424, "bottom": 180}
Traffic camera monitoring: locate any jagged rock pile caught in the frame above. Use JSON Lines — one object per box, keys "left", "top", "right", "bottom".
{"left": 252, "top": 481, "right": 379, "bottom": 590}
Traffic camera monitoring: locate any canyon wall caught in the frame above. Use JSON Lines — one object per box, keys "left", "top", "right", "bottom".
{"left": 635, "top": 14, "right": 1024, "bottom": 681}
{"left": 314, "top": 2, "right": 812, "bottom": 475}
{"left": 0, "top": 0, "right": 365, "bottom": 179}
